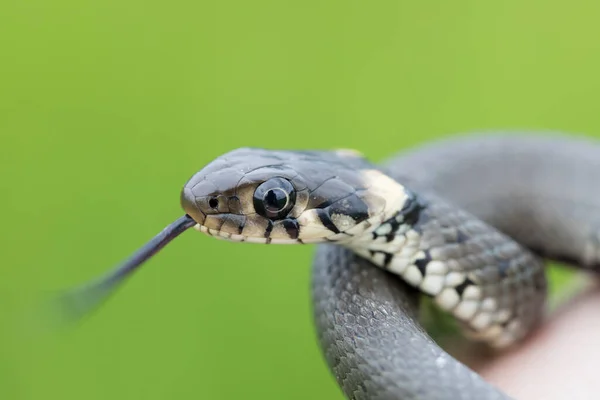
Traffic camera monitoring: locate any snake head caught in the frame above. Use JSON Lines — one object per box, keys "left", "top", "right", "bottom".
{"left": 180, "top": 148, "right": 411, "bottom": 244}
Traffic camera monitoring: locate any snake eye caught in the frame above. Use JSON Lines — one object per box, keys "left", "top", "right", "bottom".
{"left": 253, "top": 178, "right": 296, "bottom": 219}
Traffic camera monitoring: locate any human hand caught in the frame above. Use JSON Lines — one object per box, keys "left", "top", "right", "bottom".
{"left": 476, "top": 280, "right": 600, "bottom": 399}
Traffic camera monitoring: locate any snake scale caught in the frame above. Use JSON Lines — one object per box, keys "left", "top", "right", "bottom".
{"left": 60, "top": 132, "right": 600, "bottom": 400}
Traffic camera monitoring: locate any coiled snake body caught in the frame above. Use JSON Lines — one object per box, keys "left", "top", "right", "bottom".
{"left": 61, "top": 132, "right": 600, "bottom": 400}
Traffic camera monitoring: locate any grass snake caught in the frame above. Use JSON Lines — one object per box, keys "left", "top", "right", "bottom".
{"left": 58, "top": 132, "right": 600, "bottom": 399}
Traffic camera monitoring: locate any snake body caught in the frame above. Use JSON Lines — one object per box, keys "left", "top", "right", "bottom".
{"left": 178, "top": 132, "right": 600, "bottom": 399}
{"left": 64, "top": 132, "right": 600, "bottom": 400}
{"left": 311, "top": 132, "right": 600, "bottom": 399}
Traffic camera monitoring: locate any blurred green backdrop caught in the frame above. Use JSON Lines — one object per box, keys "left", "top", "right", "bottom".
{"left": 2, "top": 1, "right": 600, "bottom": 399}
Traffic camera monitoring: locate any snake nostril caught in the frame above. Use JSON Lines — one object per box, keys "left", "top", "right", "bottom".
{"left": 208, "top": 197, "right": 219, "bottom": 209}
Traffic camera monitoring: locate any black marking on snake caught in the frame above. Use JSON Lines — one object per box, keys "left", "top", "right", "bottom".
{"left": 282, "top": 219, "right": 300, "bottom": 239}
{"left": 237, "top": 217, "right": 245, "bottom": 235}
{"left": 454, "top": 278, "right": 475, "bottom": 296}
{"left": 388, "top": 222, "right": 405, "bottom": 242}
{"left": 316, "top": 208, "right": 341, "bottom": 234}
{"left": 367, "top": 250, "right": 394, "bottom": 267}
{"left": 328, "top": 193, "right": 370, "bottom": 224}
{"left": 400, "top": 190, "right": 424, "bottom": 227}
{"left": 385, "top": 228, "right": 399, "bottom": 242}
{"left": 377, "top": 212, "right": 405, "bottom": 242}
{"left": 376, "top": 192, "right": 428, "bottom": 242}
{"left": 264, "top": 220, "right": 274, "bottom": 244}
{"left": 383, "top": 252, "right": 393, "bottom": 267}
{"left": 414, "top": 250, "right": 432, "bottom": 276}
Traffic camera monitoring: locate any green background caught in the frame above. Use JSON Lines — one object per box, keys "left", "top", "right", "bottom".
{"left": 2, "top": 1, "right": 600, "bottom": 399}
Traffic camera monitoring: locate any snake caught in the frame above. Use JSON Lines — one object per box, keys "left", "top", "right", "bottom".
{"left": 57, "top": 131, "right": 600, "bottom": 400}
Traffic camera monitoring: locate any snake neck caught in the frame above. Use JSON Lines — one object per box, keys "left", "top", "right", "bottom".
{"left": 343, "top": 190, "right": 547, "bottom": 348}
{"left": 344, "top": 190, "right": 435, "bottom": 290}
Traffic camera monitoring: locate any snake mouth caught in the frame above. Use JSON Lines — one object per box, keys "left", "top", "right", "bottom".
{"left": 193, "top": 223, "right": 305, "bottom": 244}
{"left": 191, "top": 210, "right": 385, "bottom": 245}
{"left": 191, "top": 212, "right": 344, "bottom": 245}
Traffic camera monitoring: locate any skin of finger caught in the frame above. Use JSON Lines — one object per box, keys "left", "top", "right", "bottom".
{"left": 476, "top": 282, "right": 600, "bottom": 399}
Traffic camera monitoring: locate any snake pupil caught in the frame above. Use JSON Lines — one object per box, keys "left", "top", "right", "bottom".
{"left": 253, "top": 178, "right": 296, "bottom": 219}
{"left": 264, "top": 189, "right": 287, "bottom": 212}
